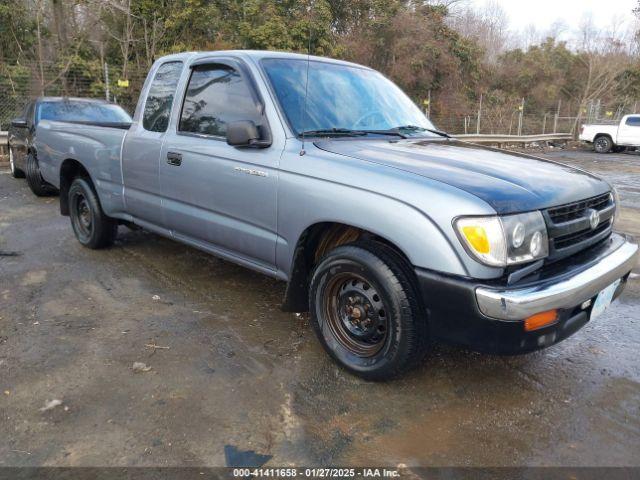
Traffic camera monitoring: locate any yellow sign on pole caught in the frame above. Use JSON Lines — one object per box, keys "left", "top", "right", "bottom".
{"left": 605, "top": 111, "right": 613, "bottom": 117}
{"left": 117, "top": 79, "right": 129, "bottom": 88}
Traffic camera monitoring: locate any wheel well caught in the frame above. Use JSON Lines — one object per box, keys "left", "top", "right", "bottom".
{"left": 59, "top": 159, "right": 91, "bottom": 216}
{"left": 281, "top": 222, "right": 412, "bottom": 312}
{"left": 594, "top": 133, "right": 613, "bottom": 142}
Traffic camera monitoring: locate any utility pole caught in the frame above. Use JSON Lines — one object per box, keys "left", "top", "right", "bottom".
{"left": 476, "top": 93, "right": 483, "bottom": 135}
{"left": 553, "top": 99, "right": 561, "bottom": 133}
{"left": 542, "top": 113, "right": 547, "bottom": 134}
{"left": 517, "top": 98, "right": 524, "bottom": 136}
{"left": 104, "top": 62, "right": 110, "bottom": 102}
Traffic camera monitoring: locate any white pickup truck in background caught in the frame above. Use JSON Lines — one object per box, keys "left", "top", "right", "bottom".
{"left": 579, "top": 114, "right": 640, "bottom": 153}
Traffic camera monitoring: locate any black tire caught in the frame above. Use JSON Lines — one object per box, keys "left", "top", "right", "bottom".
{"left": 593, "top": 135, "right": 613, "bottom": 153}
{"left": 25, "top": 152, "right": 56, "bottom": 196}
{"left": 309, "top": 241, "right": 428, "bottom": 380}
{"left": 68, "top": 177, "right": 118, "bottom": 249}
{"left": 8, "top": 146, "right": 25, "bottom": 178}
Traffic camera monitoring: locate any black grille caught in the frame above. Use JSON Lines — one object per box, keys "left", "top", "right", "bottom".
{"left": 544, "top": 192, "right": 615, "bottom": 261}
{"left": 547, "top": 192, "right": 612, "bottom": 223}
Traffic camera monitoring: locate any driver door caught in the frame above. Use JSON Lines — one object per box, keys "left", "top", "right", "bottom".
{"left": 159, "top": 58, "right": 279, "bottom": 271}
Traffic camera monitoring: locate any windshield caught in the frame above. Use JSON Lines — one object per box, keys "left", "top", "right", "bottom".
{"left": 261, "top": 58, "right": 438, "bottom": 137}
{"left": 37, "top": 101, "right": 132, "bottom": 124}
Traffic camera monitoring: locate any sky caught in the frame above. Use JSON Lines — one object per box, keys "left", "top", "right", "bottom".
{"left": 468, "top": 0, "right": 637, "bottom": 35}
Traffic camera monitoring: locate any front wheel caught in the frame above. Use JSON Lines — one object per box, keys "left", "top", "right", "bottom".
{"left": 69, "top": 177, "right": 118, "bottom": 249}
{"left": 309, "top": 241, "right": 428, "bottom": 380}
{"left": 594, "top": 136, "right": 613, "bottom": 153}
{"left": 8, "top": 146, "right": 25, "bottom": 178}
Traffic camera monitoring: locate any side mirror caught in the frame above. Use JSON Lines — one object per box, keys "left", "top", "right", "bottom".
{"left": 226, "top": 120, "right": 270, "bottom": 148}
{"left": 11, "top": 118, "right": 27, "bottom": 129}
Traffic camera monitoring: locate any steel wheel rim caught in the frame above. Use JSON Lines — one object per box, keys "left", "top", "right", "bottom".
{"left": 322, "top": 273, "right": 389, "bottom": 357}
{"left": 72, "top": 192, "right": 93, "bottom": 239}
{"left": 595, "top": 138, "right": 608, "bottom": 151}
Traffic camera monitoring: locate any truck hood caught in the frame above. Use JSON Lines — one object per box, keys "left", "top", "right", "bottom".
{"left": 314, "top": 138, "right": 610, "bottom": 214}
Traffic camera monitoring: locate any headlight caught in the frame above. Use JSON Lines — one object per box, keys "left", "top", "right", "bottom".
{"left": 455, "top": 211, "right": 548, "bottom": 267}
{"left": 611, "top": 188, "right": 620, "bottom": 227}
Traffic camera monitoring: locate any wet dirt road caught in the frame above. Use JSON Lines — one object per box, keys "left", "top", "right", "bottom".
{"left": 0, "top": 149, "right": 639, "bottom": 468}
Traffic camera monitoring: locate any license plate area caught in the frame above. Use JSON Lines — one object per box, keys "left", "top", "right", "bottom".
{"left": 590, "top": 279, "right": 621, "bottom": 320}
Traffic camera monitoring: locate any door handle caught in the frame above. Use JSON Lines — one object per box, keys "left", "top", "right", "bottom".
{"left": 166, "top": 152, "right": 182, "bottom": 166}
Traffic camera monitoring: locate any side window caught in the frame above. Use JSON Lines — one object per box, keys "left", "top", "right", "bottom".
{"left": 179, "top": 63, "right": 262, "bottom": 137}
{"left": 625, "top": 116, "right": 640, "bottom": 126}
{"left": 143, "top": 61, "right": 183, "bottom": 132}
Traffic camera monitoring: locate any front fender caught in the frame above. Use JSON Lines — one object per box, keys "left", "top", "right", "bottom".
{"left": 276, "top": 172, "right": 468, "bottom": 277}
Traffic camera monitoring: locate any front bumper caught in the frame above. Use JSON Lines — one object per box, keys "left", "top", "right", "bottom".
{"left": 415, "top": 233, "right": 638, "bottom": 354}
{"left": 476, "top": 237, "right": 638, "bottom": 320}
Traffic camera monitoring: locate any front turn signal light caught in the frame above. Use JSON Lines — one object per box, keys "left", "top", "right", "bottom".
{"left": 455, "top": 216, "right": 506, "bottom": 267}
{"left": 524, "top": 309, "right": 558, "bottom": 331}
{"left": 461, "top": 226, "right": 490, "bottom": 254}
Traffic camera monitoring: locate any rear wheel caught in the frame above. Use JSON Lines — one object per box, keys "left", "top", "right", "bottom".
{"left": 309, "top": 241, "right": 428, "bottom": 380}
{"left": 69, "top": 177, "right": 118, "bottom": 249}
{"left": 594, "top": 135, "right": 613, "bottom": 153}
{"left": 25, "top": 152, "right": 56, "bottom": 196}
{"left": 8, "top": 146, "right": 25, "bottom": 178}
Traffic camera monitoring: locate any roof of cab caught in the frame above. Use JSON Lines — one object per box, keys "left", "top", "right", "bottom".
{"left": 154, "top": 50, "right": 372, "bottom": 70}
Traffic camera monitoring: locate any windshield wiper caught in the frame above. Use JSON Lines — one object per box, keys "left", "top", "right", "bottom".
{"left": 298, "top": 128, "right": 367, "bottom": 137}
{"left": 298, "top": 126, "right": 446, "bottom": 140}
{"left": 391, "top": 124, "right": 451, "bottom": 138}
{"left": 299, "top": 128, "right": 410, "bottom": 139}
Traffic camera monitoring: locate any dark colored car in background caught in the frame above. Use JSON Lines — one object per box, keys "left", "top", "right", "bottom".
{"left": 7, "top": 97, "right": 132, "bottom": 196}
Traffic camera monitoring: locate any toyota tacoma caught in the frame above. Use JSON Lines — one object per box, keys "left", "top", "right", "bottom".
{"left": 34, "top": 51, "right": 638, "bottom": 380}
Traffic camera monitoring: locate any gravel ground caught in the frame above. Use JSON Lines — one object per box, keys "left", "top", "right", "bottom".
{"left": 0, "top": 148, "right": 639, "bottom": 468}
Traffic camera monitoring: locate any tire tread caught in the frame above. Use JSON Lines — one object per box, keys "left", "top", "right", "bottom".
{"left": 309, "top": 240, "right": 428, "bottom": 380}
{"left": 69, "top": 177, "right": 117, "bottom": 249}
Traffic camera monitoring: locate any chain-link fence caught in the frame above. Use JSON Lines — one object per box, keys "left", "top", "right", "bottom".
{"left": 430, "top": 112, "right": 583, "bottom": 136}
{"left": 0, "top": 60, "right": 146, "bottom": 130}
{"left": 1, "top": 60, "right": 636, "bottom": 136}
{"left": 428, "top": 100, "right": 635, "bottom": 137}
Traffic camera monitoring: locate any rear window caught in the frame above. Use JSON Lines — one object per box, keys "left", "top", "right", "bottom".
{"left": 143, "top": 61, "right": 183, "bottom": 132}
{"left": 625, "top": 116, "right": 640, "bottom": 126}
{"left": 37, "top": 101, "right": 132, "bottom": 124}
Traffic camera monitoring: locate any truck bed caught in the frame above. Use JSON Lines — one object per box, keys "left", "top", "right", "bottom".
{"left": 579, "top": 123, "right": 618, "bottom": 142}
{"left": 35, "top": 120, "right": 129, "bottom": 205}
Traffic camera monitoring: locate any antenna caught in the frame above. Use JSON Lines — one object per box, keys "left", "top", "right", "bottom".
{"left": 300, "top": 4, "right": 313, "bottom": 156}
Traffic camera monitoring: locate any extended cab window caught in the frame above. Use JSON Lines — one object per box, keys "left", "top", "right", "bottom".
{"left": 179, "top": 63, "right": 261, "bottom": 137}
{"left": 143, "top": 61, "right": 183, "bottom": 132}
{"left": 625, "top": 116, "right": 640, "bottom": 126}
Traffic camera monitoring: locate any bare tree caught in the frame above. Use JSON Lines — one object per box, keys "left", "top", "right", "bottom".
{"left": 571, "top": 22, "right": 630, "bottom": 132}
{"left": 448, "top": 0, "right": 511, "bottom": 62}
{"left": 95, "top": 0, "right": 136, "bottom": 78}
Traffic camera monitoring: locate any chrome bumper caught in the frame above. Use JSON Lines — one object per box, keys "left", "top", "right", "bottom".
{"left": 476, "top": 236, "right": 638, "bottom": 320}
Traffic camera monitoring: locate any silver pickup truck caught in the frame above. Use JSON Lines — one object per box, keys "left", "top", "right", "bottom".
{"left": 35, "top": 50, "right": 638, "bottom": 380}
